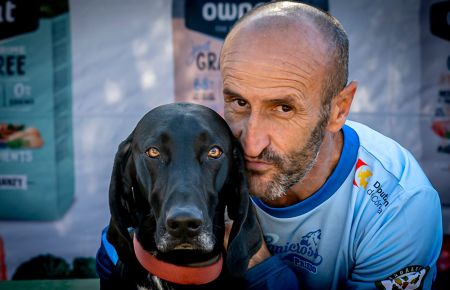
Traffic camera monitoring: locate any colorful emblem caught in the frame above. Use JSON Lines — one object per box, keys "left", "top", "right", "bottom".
{"left": 375, "top": 265, "right": 429, "bottom": 290}
{"left": 353, "top": 159, "right": 372, "bottom": 189}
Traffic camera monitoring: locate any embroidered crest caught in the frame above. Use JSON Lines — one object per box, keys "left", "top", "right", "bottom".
{"left": 375, "top": 265, "right": 430, "bottom": 290}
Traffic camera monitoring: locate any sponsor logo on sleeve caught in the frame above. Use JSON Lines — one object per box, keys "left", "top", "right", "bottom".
{"left": 375, "top": 265, "right": 430, "bottom": 290}
{"left": 353, "top": 159, "right": 390, "bottom": 214}
{"left": 366, "top": 180, "right": 390, "bottom": 214}
{"left": 353, "top": 159, "right": 372, "bottom": 189}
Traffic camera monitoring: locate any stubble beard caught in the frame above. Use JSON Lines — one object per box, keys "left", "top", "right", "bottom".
{"left": 247, "top": 115, "right": 329, "bottom": 202}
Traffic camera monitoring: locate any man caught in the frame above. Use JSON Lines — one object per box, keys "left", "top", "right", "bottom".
{"left": 220, "top": 1, "right": 442, "bottom": 289}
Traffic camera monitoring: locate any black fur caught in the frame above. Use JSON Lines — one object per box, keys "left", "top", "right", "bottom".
{"left": 103, "top": 103, "right": 262, "bottom": 290}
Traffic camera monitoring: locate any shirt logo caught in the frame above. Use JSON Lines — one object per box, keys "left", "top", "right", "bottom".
{"left": 265, "top": 230, "right": 323, "bottom": 274}
{"left": 375, "top": 265, "right": 430, "bottom": 290}
{"left": 366, "top": 180, "right": 390, "bottom": 214}
{"left": 353, "top": 159, "right": 372, "bottom": 189}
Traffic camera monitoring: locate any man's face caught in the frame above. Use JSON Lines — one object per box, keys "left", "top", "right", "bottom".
{"left": 220, "top": 19, "right": 330, "bottom": 201}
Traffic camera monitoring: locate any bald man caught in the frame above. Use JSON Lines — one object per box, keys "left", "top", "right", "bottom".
{"left": 220, "top": 1, "right": 442, "bottom": 289}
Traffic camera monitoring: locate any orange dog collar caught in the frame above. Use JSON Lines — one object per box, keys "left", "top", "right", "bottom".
{"left": 133, "top": 235, "right": 223, "bottom": 285}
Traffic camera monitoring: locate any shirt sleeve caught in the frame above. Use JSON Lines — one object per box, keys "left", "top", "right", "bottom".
{"left": 347, "top": 186, "right": 442, "bottom": 289}
{"left": 96, "top": 227, "right": 119, "bottom": 282}
{"left": 245, "top": 255, "right": 301, "bottom": 290}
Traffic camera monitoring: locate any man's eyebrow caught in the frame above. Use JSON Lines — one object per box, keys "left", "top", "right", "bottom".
{"left": 266, "top": 95, "right": 297, "bottom": 104}
{"left": 265, "top": 94, "right": 305, "bottom": 107}
{"left": 222, "top": 88, "right": 242, "bottom": 98}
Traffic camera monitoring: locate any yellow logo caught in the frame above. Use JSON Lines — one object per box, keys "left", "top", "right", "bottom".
{"left": 354, "top": 159, "right": 372, "bottom": 189}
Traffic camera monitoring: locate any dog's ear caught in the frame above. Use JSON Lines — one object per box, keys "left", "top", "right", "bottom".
{"left": 107, "top": 135, "right": 139, "bottom": 265}
{"left": 225, "top": 140, "right": 263, "bottom": 277}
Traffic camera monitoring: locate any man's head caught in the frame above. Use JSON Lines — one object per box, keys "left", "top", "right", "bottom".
{"left": 220, "top": 1, "right": 357, "bottom": 201}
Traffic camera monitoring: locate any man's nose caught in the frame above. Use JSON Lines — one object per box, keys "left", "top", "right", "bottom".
{"left": 239, "top": 113, "right": 270, "bottom": 158}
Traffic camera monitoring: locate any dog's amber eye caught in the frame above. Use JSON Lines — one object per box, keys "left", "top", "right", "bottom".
{"left": 146, "top": 147, "right": 160, "bottom": 158}
{"left": 208, "top": 146, "right": 222, "bottom": 159}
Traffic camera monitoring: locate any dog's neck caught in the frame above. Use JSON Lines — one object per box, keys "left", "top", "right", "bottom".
{"left": 133, "top": 236, "right": 223, "bottom": 285}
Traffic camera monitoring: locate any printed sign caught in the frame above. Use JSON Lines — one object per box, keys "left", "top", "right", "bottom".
{"left": 0, "top": 0, "right": 74, "bottom": 220}
{"left": 419, "top": 0, "right": 450, "bottom": 201}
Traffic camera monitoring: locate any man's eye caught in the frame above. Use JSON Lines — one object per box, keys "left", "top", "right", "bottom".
{"left": 275, "top": 104, "right": 293, "bottom": 113}
{"left": 236, "top": 99, "right": 247, "bottom": 107}
{"left": 227, "top": 98, "right": 249, "bottom": 112}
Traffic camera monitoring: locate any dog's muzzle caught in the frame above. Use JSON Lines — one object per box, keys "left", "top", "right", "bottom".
{"left": 157, "top": 206, "right": 215, "bottom": 252}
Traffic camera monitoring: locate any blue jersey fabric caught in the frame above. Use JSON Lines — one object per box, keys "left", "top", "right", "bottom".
{"left": 96, "top": 227, "right": 119, "bottom": 281}
{"left": 245, "top": 121, "right": 443, "bottom": 290}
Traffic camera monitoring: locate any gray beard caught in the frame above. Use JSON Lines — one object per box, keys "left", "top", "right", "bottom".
{"left": 247, "top": 114, "right": 328, "bottom": 201}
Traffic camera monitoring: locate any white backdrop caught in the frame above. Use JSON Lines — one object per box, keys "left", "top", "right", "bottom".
{"left": 0, "top": 0, "right": 448, "bottom": 278}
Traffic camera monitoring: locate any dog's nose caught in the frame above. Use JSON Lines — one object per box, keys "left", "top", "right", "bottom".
{"left": 165, "top": 206, "right": 203, "bottom": 237}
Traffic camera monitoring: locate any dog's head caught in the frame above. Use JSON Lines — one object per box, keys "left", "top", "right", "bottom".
{"left": 108, "top": 103, "right": 262, "bottom": 281}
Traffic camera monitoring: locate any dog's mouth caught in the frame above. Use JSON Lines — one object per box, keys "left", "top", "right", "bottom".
{"left": 155, "top": 229, "right": 216, "bottom": 257}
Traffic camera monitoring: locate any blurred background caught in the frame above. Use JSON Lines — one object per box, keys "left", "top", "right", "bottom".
{"left": 0, "top": 0, "right": 449, "bottom": 286}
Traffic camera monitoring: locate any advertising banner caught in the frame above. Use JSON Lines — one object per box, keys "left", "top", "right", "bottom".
{"left": 420, "top": 0, "right": 450, "bottom": 200}
{"left": 0, "top": 0, "right": 74, "bottom": 220}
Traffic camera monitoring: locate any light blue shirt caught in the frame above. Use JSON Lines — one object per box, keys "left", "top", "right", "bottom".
{"left": 247, "top": 121, "right": 442, "bottom": 289}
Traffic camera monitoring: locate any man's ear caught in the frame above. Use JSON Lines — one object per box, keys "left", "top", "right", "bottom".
{"left": 327, "top": 81, "right": 357, "bottom": 132}
{"left": 225, "top": 140, "right": 263, "bottom": 277}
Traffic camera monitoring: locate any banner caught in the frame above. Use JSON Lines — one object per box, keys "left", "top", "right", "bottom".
{"left": 0, "top": 0, "right": 74, "bottom": 220}
{"left": 420, "top": 0, "right": 450, "bottom": 198}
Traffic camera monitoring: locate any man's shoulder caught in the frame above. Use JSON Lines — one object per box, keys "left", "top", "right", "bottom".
{"left": 345, "top": 120, "right": 408, "bottom": 163}
{"left": 345, "top": 120, "right": 433, "bottom": 192}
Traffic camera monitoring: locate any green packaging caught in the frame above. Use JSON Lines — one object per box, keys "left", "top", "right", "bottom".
{"left": 0, "top": 0, "right": 74, "bottom": 220}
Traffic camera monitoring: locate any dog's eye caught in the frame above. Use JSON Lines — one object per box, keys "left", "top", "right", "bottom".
{"left": 208, "top": 146, "right": 222, "bottom": 159}
{"left": 146, "top": 147, "right": 160, "bottom": 158}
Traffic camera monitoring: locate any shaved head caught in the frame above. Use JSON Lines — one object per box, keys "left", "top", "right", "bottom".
{"left": 222, "top": 1, "right": 349, "bottom": 108}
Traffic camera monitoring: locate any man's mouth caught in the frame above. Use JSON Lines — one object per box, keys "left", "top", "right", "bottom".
{"left": 245, "top": 159, "right": 273, "bottom": 172}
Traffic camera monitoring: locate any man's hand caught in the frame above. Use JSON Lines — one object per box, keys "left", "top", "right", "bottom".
{"left": 224, "top": 221, "right": 271, "bottom": 270}
{"left": 247, "top": 239, "right": 271, "bottom": 269}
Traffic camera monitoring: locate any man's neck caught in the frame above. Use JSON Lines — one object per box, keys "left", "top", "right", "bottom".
{"left": 264, "top": 130, "right": 344, "bottom": 208}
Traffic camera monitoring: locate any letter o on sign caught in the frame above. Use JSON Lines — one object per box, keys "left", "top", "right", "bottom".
{"left": 202, "top": 3, "right": 216, "bottom": 21}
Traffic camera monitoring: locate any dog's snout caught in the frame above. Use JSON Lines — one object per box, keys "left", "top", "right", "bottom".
{"left": 165, "top": 207, "right": 203, "bottom": 237}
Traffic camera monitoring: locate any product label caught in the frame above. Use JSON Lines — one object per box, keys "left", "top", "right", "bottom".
{"left": 0, "top": 0, "right": 73, "bottom": 220}
{"left": 0, "top": 0, "right": 39, "bottom": 41}
{"left": 0, "top": 174, "right": 27, "bottom": 190}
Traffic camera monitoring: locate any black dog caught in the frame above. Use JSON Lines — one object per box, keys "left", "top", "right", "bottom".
{"left": 101, "top": 103, "right": 262, "bottom": 290}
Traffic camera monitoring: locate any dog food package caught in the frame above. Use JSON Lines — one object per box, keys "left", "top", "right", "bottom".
{"left": 0, "top": 0, "right": 74, "bottom": 220}
{"left": 419, "top": 0, "right": 450, "bottom": 202}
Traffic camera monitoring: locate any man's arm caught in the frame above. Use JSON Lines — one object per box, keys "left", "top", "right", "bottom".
{"left": 347, "top": 187, "right": 442, "bottom": 289}
{"left": 245, "top": 254, "right": 300, "bottom": 290}
{"left": 244, "top": 242, "right": 301, "bottom": 290}
{"left": 225, "top": 221, "right": 301, "bottom": 289}
{"left": 247, "top": 239, "right": 271, "bottom": 268}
